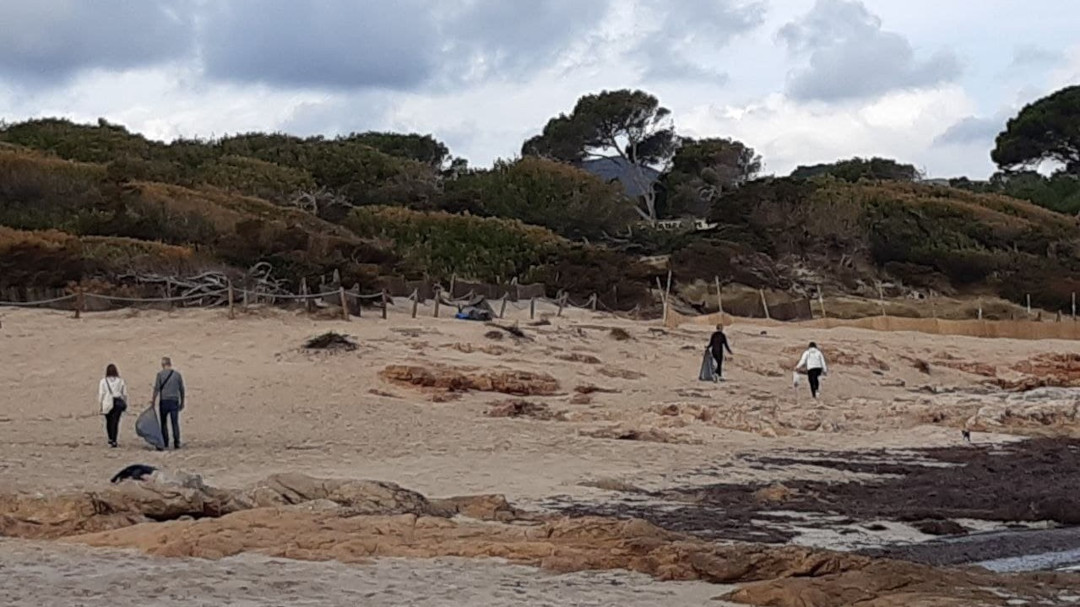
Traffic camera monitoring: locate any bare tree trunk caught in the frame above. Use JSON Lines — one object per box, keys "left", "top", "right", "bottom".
{"left": 586, "top": 146, "right": 661, "bottom": 223}
{"left": 641, "top": 189, "right": 657, "bottom": 222}
{"left": 626, "top": 162, "right": 657, "bottom": 223}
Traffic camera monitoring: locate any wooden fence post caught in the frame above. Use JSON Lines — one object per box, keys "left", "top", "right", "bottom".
{"left": 434, "top": 288, "right": 441, "bottom": 318}
{"left": 74, "top": 286, "right": 84, "bottom": 319}
{"left": 818, "top": 290, "right": 827, "bottom": 319}
{"left": 662, "top": 270, "right": 673, "bottom": 323}
{"left": 499, "top": 298, "right": 508, "bottom": 319}
{"left": 411, "top": 290, "right": 419, "bottom": 319}
{"left": 714, "top": 276, "right": 724, "bottom": 315}
{"left": 1027, "top": 294, "right": 1032, "bottom": 316}
{"left": 878, "top": 282, "right": 886, "bottom": 317}
{"left": 978, "top": 300, "right": 983, "bottom": 320}
{"left": 612, "top": 284, "right": 618, "bottom": 309}
{"left": 590, "top": 294, "right": 597, "bottom": 312}
{"left": 300, "top": 278, "right": 312, "bottom": 313}
{"left": 449, "top": 274, "right": 457, "bottom": 299}
{"left": 228, "top": 281, "right": 235, "bottom": 319}
{"left": 381, "top": 290, "right": 388, "bottom": 320}
{"left": 339, "top": 286, "right": 349, "bottom": 321}
{"left": 530, "top": 297, "right": 536, "bottom": 320}
{"left": 759, "top": 289, "right": 771, "bottom": 320}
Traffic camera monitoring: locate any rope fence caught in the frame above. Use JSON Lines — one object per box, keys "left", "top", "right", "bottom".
{"left": 0, "top": 293, "right": 77, "bottom": 307}
{"left": 17, "top": 273, "right": 1070, "bottom": 343}
{"left": 8, "top": 269, "right": 1072, "bottom": 335}
{"left": 0, "top": 281, "right": 636, "bottom": 324}
{"left": 235, "top": 289, "right": 342, "bottom": 301}
{"left": 86, "top": 289, "right": 229, "bottom": 303}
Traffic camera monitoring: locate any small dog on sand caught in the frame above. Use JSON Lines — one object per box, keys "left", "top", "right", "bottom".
{"left": 110, "top": 464, "right": 157, "bottom": 484}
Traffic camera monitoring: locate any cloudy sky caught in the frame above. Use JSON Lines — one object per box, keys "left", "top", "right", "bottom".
{"left": 1, "top": 0, "right": 1077, "bottom": 178}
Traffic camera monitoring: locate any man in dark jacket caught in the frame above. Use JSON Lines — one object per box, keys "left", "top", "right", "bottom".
{"left": 152, "top": 357, "right": 186, "bottom": 449}
{"left": 708, "top": 324, "right": 733, "bottom": 381}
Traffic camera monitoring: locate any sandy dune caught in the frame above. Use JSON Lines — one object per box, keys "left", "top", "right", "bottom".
{"left": 1, "top": 303, "right": 1044, "bottom": 496}
{"left": 1, "top": 304, "right": 1078, "bottom": 605}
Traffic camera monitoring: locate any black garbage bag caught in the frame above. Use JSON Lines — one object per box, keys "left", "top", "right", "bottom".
{"left": 135, "top": 405, "right": 165, "bottom": 449}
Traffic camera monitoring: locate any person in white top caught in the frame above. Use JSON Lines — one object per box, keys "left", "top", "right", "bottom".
{"left": 795, "top": 342, "right": 828, "bottom": 399}
{"left": 98, "top": 364, "right": 129, "bottom": 448}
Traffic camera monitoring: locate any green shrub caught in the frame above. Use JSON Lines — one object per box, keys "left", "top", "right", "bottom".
{"left": 2, "top": 119, "right": 442, "bottom": 209}
{"left": 345, "top": 206, "right": 565, "bottom": 282}
{"left": 704, "top": 177, "right": 1080, "bottom": 304}
{"left": 443, "top": 157, "right": 635, "bottom": 240}
{"left": 0, "top": 118, "right": 157, "bottom": 163}
{"left": 0, "top": 226, "right": 198, "bottom": 288}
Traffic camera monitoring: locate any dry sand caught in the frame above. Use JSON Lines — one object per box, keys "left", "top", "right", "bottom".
{"left": 1, "top": 302, "right": 1077, "bottom": 604}
{"left": 0, "top": 539, "right": 727, "bottom": 606}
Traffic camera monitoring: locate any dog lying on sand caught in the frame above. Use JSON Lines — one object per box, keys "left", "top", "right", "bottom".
{"left": 110, "top": 464, "right": 157, "bottom": 484}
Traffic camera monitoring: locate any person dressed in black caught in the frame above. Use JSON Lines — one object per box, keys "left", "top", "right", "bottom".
{"left": 708, "top": 324, "right": 734, "bottom": 381}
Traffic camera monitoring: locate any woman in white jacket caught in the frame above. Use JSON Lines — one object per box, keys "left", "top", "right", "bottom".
{"left": 98, "top": 364, "right": 128, "bottom": 448}
{"left": 795, "top": 342, "right": 828, "bottom": 399}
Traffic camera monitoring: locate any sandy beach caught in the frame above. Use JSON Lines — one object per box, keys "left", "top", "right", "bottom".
{"left": 0, "top": 539, "right": 727, "bottom": 607}
{"left": 2, "top": 303, "right": 1078, "bottom": 605}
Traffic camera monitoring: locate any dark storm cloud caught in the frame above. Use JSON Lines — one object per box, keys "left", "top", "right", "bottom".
{"left": 631, "top": 0, "right": 765, "bottom": 83}
{"left": 197, "top": 0, "right": 615, "bottom": 90}
{"left": 778, "top": 0, "right": 961, "bottom": 102}
{"left": 934, "top": 115, "right": 1004, "bottom": 146}
{"left": 198, "top": 0, "right": 441, "bottom": 90}
{"left": 0, "top": 0, "right": 194, "bottom": 83}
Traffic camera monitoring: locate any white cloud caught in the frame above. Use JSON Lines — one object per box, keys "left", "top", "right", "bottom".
{"left": 1010, "top": 45, "right": 1064, "bottom": 71}
{"left": 680, "top": 87, "right": 980, "bottom": 177}
{"left": 2, "top": 67, "right": 335, "bottom": 142}
{"left": 627, "top": 0, "right": 766, "bottom": 83}
{"left": 778, "top": 0, "right": 962, "bottom": 102}
{"left": 934, "top": 116, "right": 1003, "bottom": 147}
{"left": 1050, "top": 46, "right": 1080, "bottom": 90}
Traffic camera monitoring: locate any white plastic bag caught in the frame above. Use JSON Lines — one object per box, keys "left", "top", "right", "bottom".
{"left": 792, "top": 371, "right": 801, "bottom": 388}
